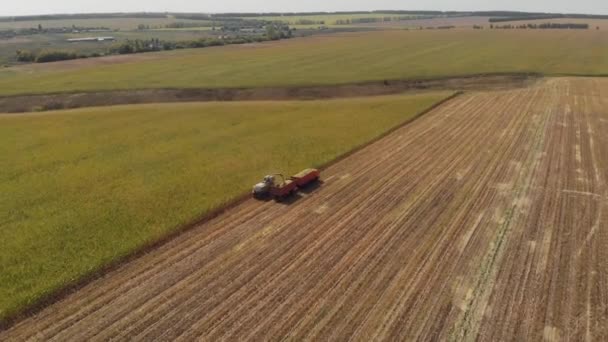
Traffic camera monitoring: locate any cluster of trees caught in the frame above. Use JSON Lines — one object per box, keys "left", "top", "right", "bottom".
{"left": 336, "top": 18, "right": 372, "bottom": 24}
{"left": 295, "top": 19, "right": 325, "bottom": 25}
{"left": 415, "top": 26, "right": 455, "bottom": 30}
{"left": 173, "top": 13, "right": 212, "bottom": 21}
{"left": 15, "top": 23, "right": 293, "bottom": 63}
{"left": 530, "top": 23, "right": 589, "bottom": 29}
{"left": 34, "top": 51, "right": 81, "bottom": 63}
{"left": 15, "top": 49, "right": 95, "bottom": 63}
{"left": 263, "top": 23, "right": 292, "bottom": 39}
{"left": 14, "top": 50, "right": 36, "bottom": 62}
{"left": 163, "top": 22, "right": 214, "bottom": 29}
{"left": 490, "top": 23, "right": 590, "bottom": 29}
{"left": 109, "top": 38, "right": 163, "bottom": 54}
{"left": 138, "top": 18, "right": 284, "bottom": 34}
{"left": 138, "top": 22, "right": 217, "bottom": 30}
{"left": 334, "top": 16, "right": 428, "bottom": 25}
{"left": 108, "top": 36, "right": 270, "bottom": 54}
{"left": 406, "top": 26, "right": 456, "bottom": 31}
{"left": 490, "top": 14, "right": 608, "bottom": 23}
{"left": 0, "top": 13, "right": 167, "bottom": 22}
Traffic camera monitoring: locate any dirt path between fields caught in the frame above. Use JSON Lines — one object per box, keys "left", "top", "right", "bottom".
{"left": 0, "top": 73, "right": 539, "bottom": 113}
{"left": 2, "top": 77, "right": 606, "bottom": 340}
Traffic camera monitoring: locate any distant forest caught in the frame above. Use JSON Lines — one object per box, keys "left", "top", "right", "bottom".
{"left": 489, "top": 14, "right": 608, "bottom": 22}
{"left": 2, "top": 11, "right": 608, "bottom": 22}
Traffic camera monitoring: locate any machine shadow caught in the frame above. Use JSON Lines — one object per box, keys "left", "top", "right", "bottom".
{"left": 275, "top": 180, "right": 324, "bottom": 206}
{"left": 297, "top": 180, "right": 324, "bottom": 194}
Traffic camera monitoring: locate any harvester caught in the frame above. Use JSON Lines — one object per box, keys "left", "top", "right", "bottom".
{"left": 252, "top": 168, "right": 320, "bottom": 200}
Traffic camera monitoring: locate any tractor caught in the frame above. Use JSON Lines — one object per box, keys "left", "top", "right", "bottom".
{"left": 252, "top": 168, "right": 320, "bottom": 200}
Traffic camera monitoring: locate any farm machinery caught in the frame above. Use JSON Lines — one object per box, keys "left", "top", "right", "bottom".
{"left": 252, "top": 168, "right": 320, "bottom": 200}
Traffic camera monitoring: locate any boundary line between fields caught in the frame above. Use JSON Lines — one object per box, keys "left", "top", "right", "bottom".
{"left": 0, "top": 73, "right": 534, "bottom": 113}
{"left": 314, "top": 91, "right": 464, "bottom": 170}
{"left": 0, "top": 91, "right": 464, "bottom": 331}
{"left": 0, "top": 73, "right": 534, "bottom": 98}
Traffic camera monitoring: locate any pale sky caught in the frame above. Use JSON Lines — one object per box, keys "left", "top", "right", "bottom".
{"left": 3, "top": 0, "right": 607, "bottom": 17}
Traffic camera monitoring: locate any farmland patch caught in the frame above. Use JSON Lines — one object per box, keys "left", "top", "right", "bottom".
{"left": 2, "top": 78, "right": 605, "bottom": 340}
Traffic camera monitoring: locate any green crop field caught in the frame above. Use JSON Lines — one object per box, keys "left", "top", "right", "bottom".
{"left": 0, "top": 91, "right": 451, "bottom": 322}
{"left": 240, "top": 13, "right": 419, "bottom": 25}
{"left": 0, "top": 29, "right": 607, "bottom": 96}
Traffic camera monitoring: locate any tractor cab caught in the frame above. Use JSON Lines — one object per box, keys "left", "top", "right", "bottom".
{"left": 252, "top": 175, "right": 276, "bottom": 198}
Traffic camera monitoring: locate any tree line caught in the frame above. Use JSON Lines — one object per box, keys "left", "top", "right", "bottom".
{"left": 0, "top": 13, "right": 167, "bottom": 22}
{"left": 490, "top": 14, "right": 608, "bottom": 23}
{"left": 15, "top": 24, "right": 293, "bottom": 63}
{"left": 490, "top": 23, "right": 590, "bottom": 29}
{"left": 15, "top": 50, "right": 95, "bottom": 63}
{"left": 335, "top": 16, "right": 432, "bottom": 25}
{"left": 294, "top": 19, "right": 325, "bottom": 25}
{"left": 2, "top": 11, "right": 606, "bottom": 23}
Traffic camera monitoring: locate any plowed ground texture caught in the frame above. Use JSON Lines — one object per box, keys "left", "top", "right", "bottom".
{"left": 2, "top": 77, "right": 608, "bottom": 340}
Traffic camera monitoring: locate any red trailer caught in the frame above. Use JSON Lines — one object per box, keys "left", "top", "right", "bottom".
{"left": 290, "top": 168, "right": 320, "bottom": 187}
{"left": 269, "top": 179, "right": 298, "bottom": 199}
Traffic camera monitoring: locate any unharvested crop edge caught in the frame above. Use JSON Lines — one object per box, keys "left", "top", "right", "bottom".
{"left": 0, "top": 91, "right": 462, "bottom": 330}
{"left": 549, "top": 73, "right": 608, "bottom": 78}
{"left": 313, "top": 91, "right": 463, "bottom": 170}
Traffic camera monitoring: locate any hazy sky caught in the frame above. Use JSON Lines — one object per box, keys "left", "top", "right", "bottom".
{"left": 3, "top": 0, "right": 608, "bottom": 16}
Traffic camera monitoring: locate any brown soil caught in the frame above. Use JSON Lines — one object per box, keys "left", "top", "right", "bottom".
{"left": 1, "top": 77, "right": 606, "bottom": 340}
{"left": 0, "top": 73, "right": 538, "bottom": 113}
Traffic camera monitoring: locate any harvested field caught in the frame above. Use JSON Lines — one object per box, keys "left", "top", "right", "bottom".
{"left": 2, "top": 77, "right": 608, "bottom": 340}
